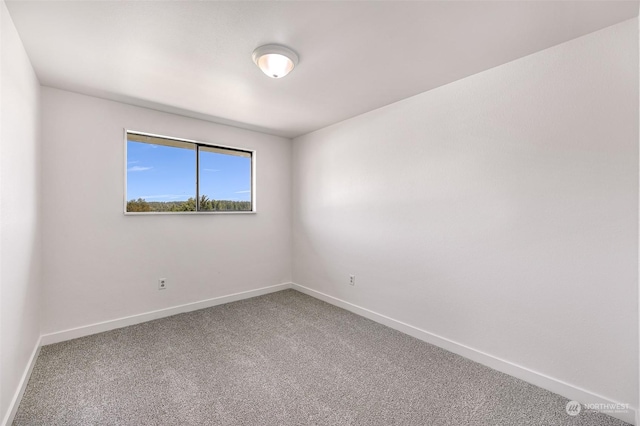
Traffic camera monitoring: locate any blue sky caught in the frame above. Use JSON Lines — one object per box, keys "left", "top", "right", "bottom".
{"left": 126, "top": 141, "right": 251, "bottom": 202}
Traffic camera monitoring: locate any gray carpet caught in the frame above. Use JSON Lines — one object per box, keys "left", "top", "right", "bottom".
{"left": 14, "top": 289, "right": 630, "bottom": 425}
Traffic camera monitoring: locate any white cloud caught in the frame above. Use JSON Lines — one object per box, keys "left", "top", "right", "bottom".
{"left": 235, "top": 190, "right": 251, "bottom": 194}
{"left": 128, "top": 166, "right": 153, "bottom": 172}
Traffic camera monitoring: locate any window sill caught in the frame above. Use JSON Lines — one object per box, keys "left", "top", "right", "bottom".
{"left": 124, "top": 211, "right": 256, "bottom": 216}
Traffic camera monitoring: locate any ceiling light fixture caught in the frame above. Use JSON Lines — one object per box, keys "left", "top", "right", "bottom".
{"left": 252, "top": 44, "right": 299, "bottom": 79}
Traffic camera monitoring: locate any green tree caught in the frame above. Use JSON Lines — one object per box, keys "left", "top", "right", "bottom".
{"left": 170, "top": 197, "right": 196, "bottom": 212}
{"left": 127, "top": 198, "right": 151, "bottom": 212}
{"left": 199, "top": 195, "right": 214, "bottom": 211}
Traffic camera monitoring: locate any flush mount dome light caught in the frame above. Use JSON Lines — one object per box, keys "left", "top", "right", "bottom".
{"left": 252, "top": 44, "right": 299, "bottom": 78}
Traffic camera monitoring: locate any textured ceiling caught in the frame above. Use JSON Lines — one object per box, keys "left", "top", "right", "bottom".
{"left": 5, "top": 1, "right": 638, "bottom": 138}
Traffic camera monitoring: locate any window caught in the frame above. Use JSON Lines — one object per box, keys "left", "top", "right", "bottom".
{"left": 125, "top": 131, "right": 254, "bottom": 213}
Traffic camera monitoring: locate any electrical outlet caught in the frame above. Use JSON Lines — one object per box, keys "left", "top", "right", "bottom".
{"left": 158, "top": 278, "right": 167, "bottom": 290}
{"left": 349, "top": 275, "right": 356, "bottom": 286}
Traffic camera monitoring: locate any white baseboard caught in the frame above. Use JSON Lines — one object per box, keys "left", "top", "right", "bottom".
{"left": 2, "top": 336, "right": 41, "bottom": 426}
{"left": 41, "top": 282, "right": 292, "bottom": 345}
{"left": 291, "top": 283, "right": 636, "bottom": 425}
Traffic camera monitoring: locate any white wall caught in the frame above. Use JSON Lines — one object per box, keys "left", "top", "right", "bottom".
{"left": 40, "top": 88, "right": 291, "bottom": 334}
{"left": 0, "top": 0, "right": 42, "bottom": 422}
{"left": 293, "top": 18, "right": 639, "bottom": 410}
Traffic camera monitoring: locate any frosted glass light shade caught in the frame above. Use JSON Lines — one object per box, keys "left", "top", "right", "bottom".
{"left": 252, "top": 45, "right": 299, "bottom": 78}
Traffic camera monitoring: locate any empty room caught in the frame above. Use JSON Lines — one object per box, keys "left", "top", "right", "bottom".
{"left": 1, "top": 1, "right": 638, "bottom": 425}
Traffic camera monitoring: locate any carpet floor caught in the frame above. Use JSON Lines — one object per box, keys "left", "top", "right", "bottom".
{"left": 14, "top": 289, "right": 629, "bottom": 425}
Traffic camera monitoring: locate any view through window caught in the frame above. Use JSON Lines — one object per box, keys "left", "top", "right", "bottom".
{"left": 126, "top": 132, "right": 253, "bottom": 213}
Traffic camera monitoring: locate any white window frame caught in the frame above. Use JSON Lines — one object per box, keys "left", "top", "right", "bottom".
{"left": 124, "top": 129, "right": 256, "bottom": 215}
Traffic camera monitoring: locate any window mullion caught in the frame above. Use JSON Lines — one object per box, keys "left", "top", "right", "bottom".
{"left": 196, "top": 145, "right": 200, "bottom": 211}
